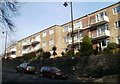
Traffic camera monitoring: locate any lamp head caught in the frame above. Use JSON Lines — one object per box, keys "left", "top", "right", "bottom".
{"left": 63, "top": 2, "right": 68, "bottom": 7}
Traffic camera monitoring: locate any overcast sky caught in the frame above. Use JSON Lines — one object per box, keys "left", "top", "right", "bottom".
{"left": 0, "top": 2, "right": 118, "bottom": 55}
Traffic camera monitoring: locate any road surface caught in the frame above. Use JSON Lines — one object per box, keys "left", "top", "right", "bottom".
{"left": 2, "top": 68, "right": 83, "bottom": 83}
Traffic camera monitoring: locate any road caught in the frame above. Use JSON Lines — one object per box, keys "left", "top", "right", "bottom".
{"left": 2, "top": 68, "right": 83, "bottom": 83}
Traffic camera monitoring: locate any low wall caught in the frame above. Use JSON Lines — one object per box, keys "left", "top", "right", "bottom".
{"left": 2, "top": 53, "right": 120, "bottom": 78}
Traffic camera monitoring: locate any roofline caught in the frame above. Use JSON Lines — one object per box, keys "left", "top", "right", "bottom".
{"left": 18, "top": 25, "right": 60, "bottom": 42}
{"left": 61, "top": 2, "right": 120, "bottom": 26}
{"left": 16, "top": 2, "right": 120, "bottom": 43}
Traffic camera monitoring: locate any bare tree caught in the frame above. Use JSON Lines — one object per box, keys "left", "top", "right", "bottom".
{"left": 0, "top": 0, "right": 20, "bottom": 31}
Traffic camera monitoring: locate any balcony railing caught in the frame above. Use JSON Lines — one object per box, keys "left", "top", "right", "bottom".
{"left": 91, "top": 30, "right": 110, "bottom": 39}
{"left": 10, "top": 48, "right": 16, "bottom": 52}
{"left": 68, "top": 37, "right": 83, "bottom": 45}
{"left": 90, "top": 16, "right": 109, "bottom": 27}
{"left": 31, "top": 37, "right": 40, "bottom": 44}
{"left": 22, "top": 41, "right": 31, "bottom": 47}
{"left": 10, "top": 55, "right": 16, "bottom": 58}
{"left": 22, "top": 50, "right": 28, "bottom": 54}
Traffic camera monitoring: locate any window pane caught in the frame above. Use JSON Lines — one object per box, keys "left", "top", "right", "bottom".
{"left": 116, "top": 5, "right": 120, "bottom": 13}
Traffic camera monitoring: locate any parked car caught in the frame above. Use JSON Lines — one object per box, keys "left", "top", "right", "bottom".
{"left": 39, "top": 66, "right": 68, "bottom": 79}
{"left": 16, "top": 63, "right": 36, "bottom": 74}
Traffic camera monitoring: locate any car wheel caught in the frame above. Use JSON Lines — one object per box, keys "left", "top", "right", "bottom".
{"left": 52, "top": 75, "right": 55, "bottom": 79}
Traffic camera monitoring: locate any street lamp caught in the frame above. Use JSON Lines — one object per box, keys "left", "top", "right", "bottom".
{"left": 2, "top": 31, "right": 8, "bottom": 59}
{"left": 63, "top": 2, "right": 75, "bottom": 75}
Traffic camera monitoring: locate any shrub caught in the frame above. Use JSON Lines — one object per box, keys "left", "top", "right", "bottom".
{"left": 107, "top": 43, "right": 118, "bottom": 50}
{"left": 65, "top": 49, "right": 73, "bottom": 56}
{"left": 61, "top": 51, "right": 65, "bottom": 56}
{"left": 23, "top": 51, "right": 36, "bottom": 61}
{"left": 43, "top": 51, "right": 51, "bottom": 59}
{"left": 80, "top": 35, "right": 93, "bottom": 56}
{"left": 107, "top": 43, "right": 118, "bottom": 54}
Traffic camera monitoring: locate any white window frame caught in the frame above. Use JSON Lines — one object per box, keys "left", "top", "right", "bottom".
{"left": 43, "top": 41, "right": 46, "bottom": 47}
{"left": 49, "top": 39, "right": 54, "bottom": 45}
{"left": 115, "top": 20, "right": 120, "bottom": 28}
{"left": 49, "top": 29, "right": 54, "bottom": 35}
{"left": 42, "top": 32, "right": 46, "bottom": 37}
{"left": 63, "top": 25, "right": 70, "bottom": 32}
{"left": 113, "top": 6, "right": 120, "bottom": 14}
{"left": 64, "top": 36, "right": 69, "bottom": 43}
{"left": 116, "top": 36, "right": 120, "bottom": 44}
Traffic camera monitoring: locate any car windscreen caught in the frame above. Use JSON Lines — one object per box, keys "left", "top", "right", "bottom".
{"left": 51, "top": 67, "right": 60, "bottom": 71}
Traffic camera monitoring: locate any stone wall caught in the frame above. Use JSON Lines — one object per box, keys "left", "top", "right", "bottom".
{"left": 2, "top": 53, "right": 120, "bottom": 78}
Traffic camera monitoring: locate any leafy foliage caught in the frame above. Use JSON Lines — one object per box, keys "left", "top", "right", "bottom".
{"left": 52, "top": 46, "right": 57, "bottom": 57}
{"left": 23, "top": 52, "right": 36, "bottom": 62}
{"left": 43, "top": 51, "right": 51, "bottom": 59}
{"left": 107, "top": 43, "right": 118, "bottom": 54}
{"left": 80, "top": 35, "right": 93, "bottom": 56}
{"left": 107, "top": 43, "right": 118, "bottom": 50}
{"left": 65, "top": 48, "right": 74, "bottom": 56}
{"left": 0, "top": 0, "right": 20, "bottom": 31}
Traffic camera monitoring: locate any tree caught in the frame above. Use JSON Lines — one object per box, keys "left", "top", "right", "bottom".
{"left": 80, "top": 35, "right": 93, "bottom": 56}
{"left": 107, "top": 42, "right": 118, "bottom": 54}
{"left": 0, "top": 0, "right": 20, "bottom": 31}
{"left": 61, "top": 51, "right": 65, "bottom": 56}
{"left": 52, "top": 46, "right": 57, "bottom": 57}
{"left": 43, "top": 51, "right": 51, "bottom": 59}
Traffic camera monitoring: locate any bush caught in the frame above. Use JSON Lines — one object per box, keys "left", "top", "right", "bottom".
{"left": 65, "top": 49, "right": 73, "bottom": 56}
{"left": 80, "top": 35, "right": 93, "bottom": 56}
{"left": 107, "top": 43, "right": 118, "bottom": 50}
{"left": 107, "top": 43, "right": 118, "bottom": 54}
{"left": 23, "top": 51, "right": 36, "bottom": 62}
{"left": 43, "top": 51, "right": 51, "bottom": 59}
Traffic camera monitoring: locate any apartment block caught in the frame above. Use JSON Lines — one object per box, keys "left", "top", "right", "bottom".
{"left": 6, "top": 2, "right": 120, "bottom": 58}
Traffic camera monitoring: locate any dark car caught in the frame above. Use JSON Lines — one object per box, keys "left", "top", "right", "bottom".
{"left": 16, "top": 63, "right": 36, "bottom": 74}
{"left": 39, "top": 66, "right": 67, "bottom": 79}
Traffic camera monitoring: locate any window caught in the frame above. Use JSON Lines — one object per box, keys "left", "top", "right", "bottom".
{"left": 18, "top": 50, "right": 20, "bottom": 55}
{"left": 113, "top": 5, "right": 120, "bottom": 14}
{"left": 74, "top": 21, "right": 80, "bottom": 28}
{"left": 49, "top": 39, "right": 54, "bottom": 45}
{"left": 96, "top": 11, "right": 107, "bottom": 21}
{"left": 42, "top": 32, "right": 46, "bottom": 37}
{"left": 79, "top": 33, "right": 83, "bottom": 38}
{"left": 43, "top": 41, "right": 46, "bottom": 47}
{"left": 102, "top": 40, "right": 106, "bottom": 46}
{"left": 63, "top": 25, "right": 70, "bottom": 32}
{"left": 49, "top": 29, "right": 54, "bottom": 34}
{"left": 115, "top": 21, "right": 120, "bottom": 28}
{"left": 105, "top": 24, "right": 109, "bottom": 30}
{"left": 64, "top": 36, "right": 69, "bottom": 43}
{"left": 74, "top": 34, "right": 78, "bottom": 40}
{"left": 116, "top": 36, "right": 120, "bottom": 44}
{"left": 101, "top": 39, "right": 109, "bottom": 46}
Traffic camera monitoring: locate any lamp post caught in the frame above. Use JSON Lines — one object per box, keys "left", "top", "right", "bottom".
{"left": 63, "top": 2, "right": 75, "bottom": 75}
{"left": 2, "top": 31, "right": 8, "bottom": 59}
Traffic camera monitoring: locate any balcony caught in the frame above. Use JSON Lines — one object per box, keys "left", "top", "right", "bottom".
{"left": 74, "top": 38, "right": 83, "bottom": 43}
{"left": 91, "top": 30, "right": 110, "bottom": 40}
{"left": 22, "top": 50, "right": 28, "bottom": 54}
{"left": 10, "top": 55, "right": 16, "bottom": 58}
{"left": 68, "top": 37, "right": 83, "bottom": 45}
{"left": 22, "top": 42, "right": 31, "bottom": 48}
{"left": 68, "top": 27, "right": 86, "bottom": 35}
{"left": 10, "top": 47, "right": 16, "bottom": 52}
{"left": 90, "top": 16, "right": 109, "bottom": 27}
{"left": 31, "top": 37, "right": 40, "bottom": 45}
